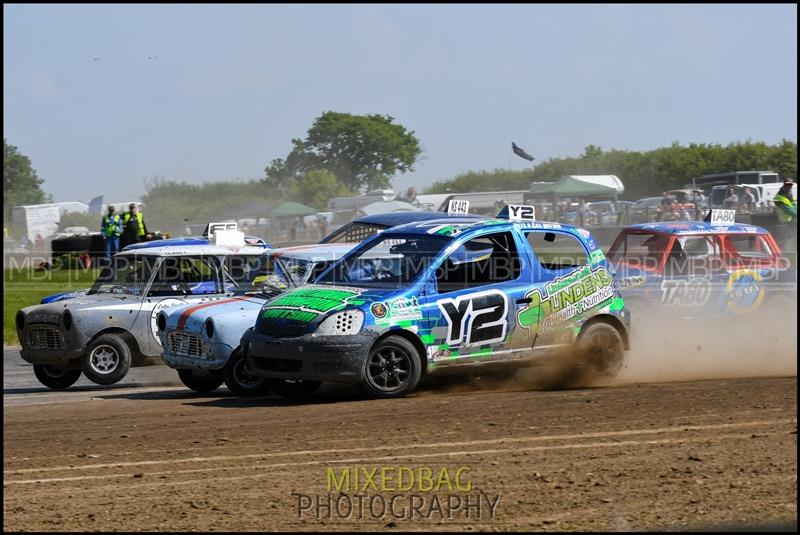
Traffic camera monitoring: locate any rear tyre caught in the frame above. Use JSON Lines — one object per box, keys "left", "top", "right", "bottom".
{"left": 177, "top": 369, "right": 224, "bottom": 394}
{"left": 573, "top": 321, "right": 625, "bottom": 383}
{"left": 81, "top": 334, "right": 132, "bottom": 385}
{"left": 361, "top": 335, "right": 422, "bottom": 398}
{"left": 33, "top": 364, "right": 82, "bottom": 390}
{"left": 269, "top": 379, "right": 321, "bottom": 399}
{"left": 224, "top": 351, "right": 271, "bottom": 396}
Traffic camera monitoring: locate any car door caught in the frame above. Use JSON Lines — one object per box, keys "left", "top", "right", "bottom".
{"left": 517, "top": 229, "right": 605, "bottom": 350}
{"left": 136, "top": 255, "right": 229, "bottom": 355}
{"left": 660, "top": 234, "right": 723, "bottom": 316}
{"left": 420, "top": 229, "right": 533, "bottom": 366}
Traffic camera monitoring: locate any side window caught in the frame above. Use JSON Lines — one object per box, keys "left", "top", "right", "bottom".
{"left": 726, "top": 235, "right": 775, "bottom": 266}
{"left": 148, "top": 257, "right": 221, "bottom": 297}
{"left": 435, "top": 232, "right": 520, "bottom": 294}
{"left": 674, "top": 236, "right": 725, "bottom": 275}
{"left": 526, "top": 231, "right": 588, "bottom": 273}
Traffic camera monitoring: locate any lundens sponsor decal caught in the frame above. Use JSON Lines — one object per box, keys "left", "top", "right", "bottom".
{"left": 517, "top": 265, "right": 614, "bottom": 333}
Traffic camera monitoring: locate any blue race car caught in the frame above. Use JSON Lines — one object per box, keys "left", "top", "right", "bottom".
{"left": 156, "top": 243, "right": 357, "bottom": 395}
{"left": 241, "top": 210, "right": 630, "bottom": 398}
{"left": 607, "top": 220, "right": 796, "bottom": 321}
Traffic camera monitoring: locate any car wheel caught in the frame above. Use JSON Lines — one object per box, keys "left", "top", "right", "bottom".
{"left": 361, "top": 335, "right": 422, "bottom": 398}
{"left": 177, "top": 368, "right": 224, "bottom": 394}
{"left": 81, "top": 334, "right": 132, "bottom": 385}
{"left": 224, "top": 351, "right": 271, "bottom": 396}
{"left": 33, "top": 364, "right": 82, "bottom": 390}
{"left": 269, "top": 379, "right": 321, "bottom": 399}
{"left": 574, "top": 321, "right": 626, "bottom": 383}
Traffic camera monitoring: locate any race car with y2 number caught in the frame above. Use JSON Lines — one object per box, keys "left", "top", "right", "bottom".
{"left": 241, "top": 210, "right": 630, "bottom": 398}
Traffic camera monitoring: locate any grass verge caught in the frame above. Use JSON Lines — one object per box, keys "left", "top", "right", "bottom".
{"left": 4, "top": 267, "right": 99, "bottom": 344}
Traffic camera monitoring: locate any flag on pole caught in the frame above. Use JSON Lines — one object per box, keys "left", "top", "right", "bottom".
{"left": 88, "top": 195, "right": 104, "bottom": 215}
{"left": 512, "top": 142, "right": 535, "bottom": 162}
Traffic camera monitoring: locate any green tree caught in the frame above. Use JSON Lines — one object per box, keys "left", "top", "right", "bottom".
{"left": 426, "top": 140, "right": 797, "bottom": 200}
{"left": 265, "top": 111, "right": 422, "bottom": 192}
{"left": 141, "top": 176, "right": 278, "bottom": 235}
{"left": 4, "top": 139, "right": 50, "bottom": 222}
{"left": 288, "top": 169, "right": 352, "bottom": 211}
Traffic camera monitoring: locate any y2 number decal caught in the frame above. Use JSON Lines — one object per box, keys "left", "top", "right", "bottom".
{"left": 438, "top": 290, "right": 509, "bottom": 347}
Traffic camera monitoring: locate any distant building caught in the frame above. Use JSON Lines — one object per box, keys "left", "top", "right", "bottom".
{"left": 11, "top": 200, "right": 143, "bottom": 240}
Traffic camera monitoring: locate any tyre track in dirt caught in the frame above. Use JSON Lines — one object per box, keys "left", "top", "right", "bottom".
{"left": 4, "top": 377, "right": 797, "bottom": 531}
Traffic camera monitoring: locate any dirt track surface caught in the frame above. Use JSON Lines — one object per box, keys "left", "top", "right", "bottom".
{"left": 3, "top": 376, "right": 797, "bottom": 531}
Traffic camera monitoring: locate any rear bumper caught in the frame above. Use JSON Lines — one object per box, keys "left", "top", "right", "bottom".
{"left": 240, "top": 328, "right": 376, "bottom": 383}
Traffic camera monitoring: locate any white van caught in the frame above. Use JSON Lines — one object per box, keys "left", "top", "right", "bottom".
{"left": 710, "top": 182, "right": 796, "bottom": 210}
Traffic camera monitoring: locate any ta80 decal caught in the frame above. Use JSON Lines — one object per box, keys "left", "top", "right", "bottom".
{"left": 437, "top": 290, "right": 509, "bottom": 347}
{"left": 659, "top": 279, "right": 712, "bottom": 306}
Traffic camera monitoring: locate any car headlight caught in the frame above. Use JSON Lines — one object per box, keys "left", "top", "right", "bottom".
{"left": 315, "top": 310, "right": 364, "bottom": 336}
{"left": 205, "top": 318, "right": 215, "bottom": 339}
{"left": 16, "top": 311, "right": 25, "bottom": 331}
{"left": 157, "top": 312, "right": 167, "bottom": 332}
{"left": 63, "top": 309, "right": 72, "bottom": 331}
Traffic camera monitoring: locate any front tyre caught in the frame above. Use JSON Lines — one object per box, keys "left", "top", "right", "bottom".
{"left": 33, "top": 364, "right": 82, "bottom": 390}
{"left": 81, "top": 334, "right": 132, "bottom": 385}
{"left": 177, "top": 369, "right": 224, "bottom": 394}
{"left": 361, "top": 335, "right": 422, "bottom": 398}
{"left": 223, "top": 351, "right": 271, "bottom": 396}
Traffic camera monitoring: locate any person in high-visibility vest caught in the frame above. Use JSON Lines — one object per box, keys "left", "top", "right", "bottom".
{"left": 120, "top": 203, "right": 151, "bottom": 249}
{"left": 774, "top": 178, "right": 797, "bottom": 224}
{"left": 101, "top": 205, "right": 122, "bottom": 259}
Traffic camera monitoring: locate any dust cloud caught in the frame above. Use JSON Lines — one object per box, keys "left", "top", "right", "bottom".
{"left": 420, "top": 297, "right": 797, "bottom": 396}
{"left": 614, "top": 302, "right": 797, "bottom": 385}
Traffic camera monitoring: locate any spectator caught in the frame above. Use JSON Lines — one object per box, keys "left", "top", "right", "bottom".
{"left": 723, "top": 187, "right": 739, "bottom": 210}
{"left": 101, "top": 204, "right": 122, "bottom": 260}
{"left": 120, "top": 203, "right": 151, "bottom": 249}
{"left": 741, "top": 187, "right": 757, "bottom": 213}
{"left": 773, "top": 178, "right": 797, "bottom": 224}
{"left": 691, "top": 190, "right": 706, "bottom": 219}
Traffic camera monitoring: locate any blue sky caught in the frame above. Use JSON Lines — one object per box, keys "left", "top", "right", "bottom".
{"left": 4, "top": 4, "right": 797, "bottom": 203}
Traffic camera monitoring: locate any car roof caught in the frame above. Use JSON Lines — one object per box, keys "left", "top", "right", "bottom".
{"left": 122, "top": 235, "right": 269, "bottom": 251}
{"left": 117, "top": 243, "right": 268, "bottom": 257}
{"left": 623, "top": 221, "right": 770, "bottom": 235}
{"left": 352, "top": 211, "right": 482, "bottom": 226}
{"left": 268, "top": 243, "right": 357, "bottom": 262}
{"left": 379, "top": 217, "right": 586, "bottom": 240}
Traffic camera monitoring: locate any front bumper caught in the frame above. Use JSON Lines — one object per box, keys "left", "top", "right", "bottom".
{"left": 161, "top": 341, "right": 233, "bottom": 372}
{"left": 18, "top": 323, "right": 85, "bottom": 365}
{"left": 240, "top": 328, "right": 377, "bottom": 383}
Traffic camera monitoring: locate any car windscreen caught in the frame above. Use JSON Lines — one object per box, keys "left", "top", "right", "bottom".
{"left": 607, "top": 232, "right": 669, "bottom": 272}
{"left": 89, "top": 255, "right": 157, "bottom": 296}
{"left": 316, "top": 234, "right": 451, "bottom": 288}
{"left": 146, "top": 256, "right": 223, "bottom": 297}
{"left": 320, "top": 222, "right": 389, "bottom": 244}
{"left": 225, "top": 255, "right": 298, "bottom": 295}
